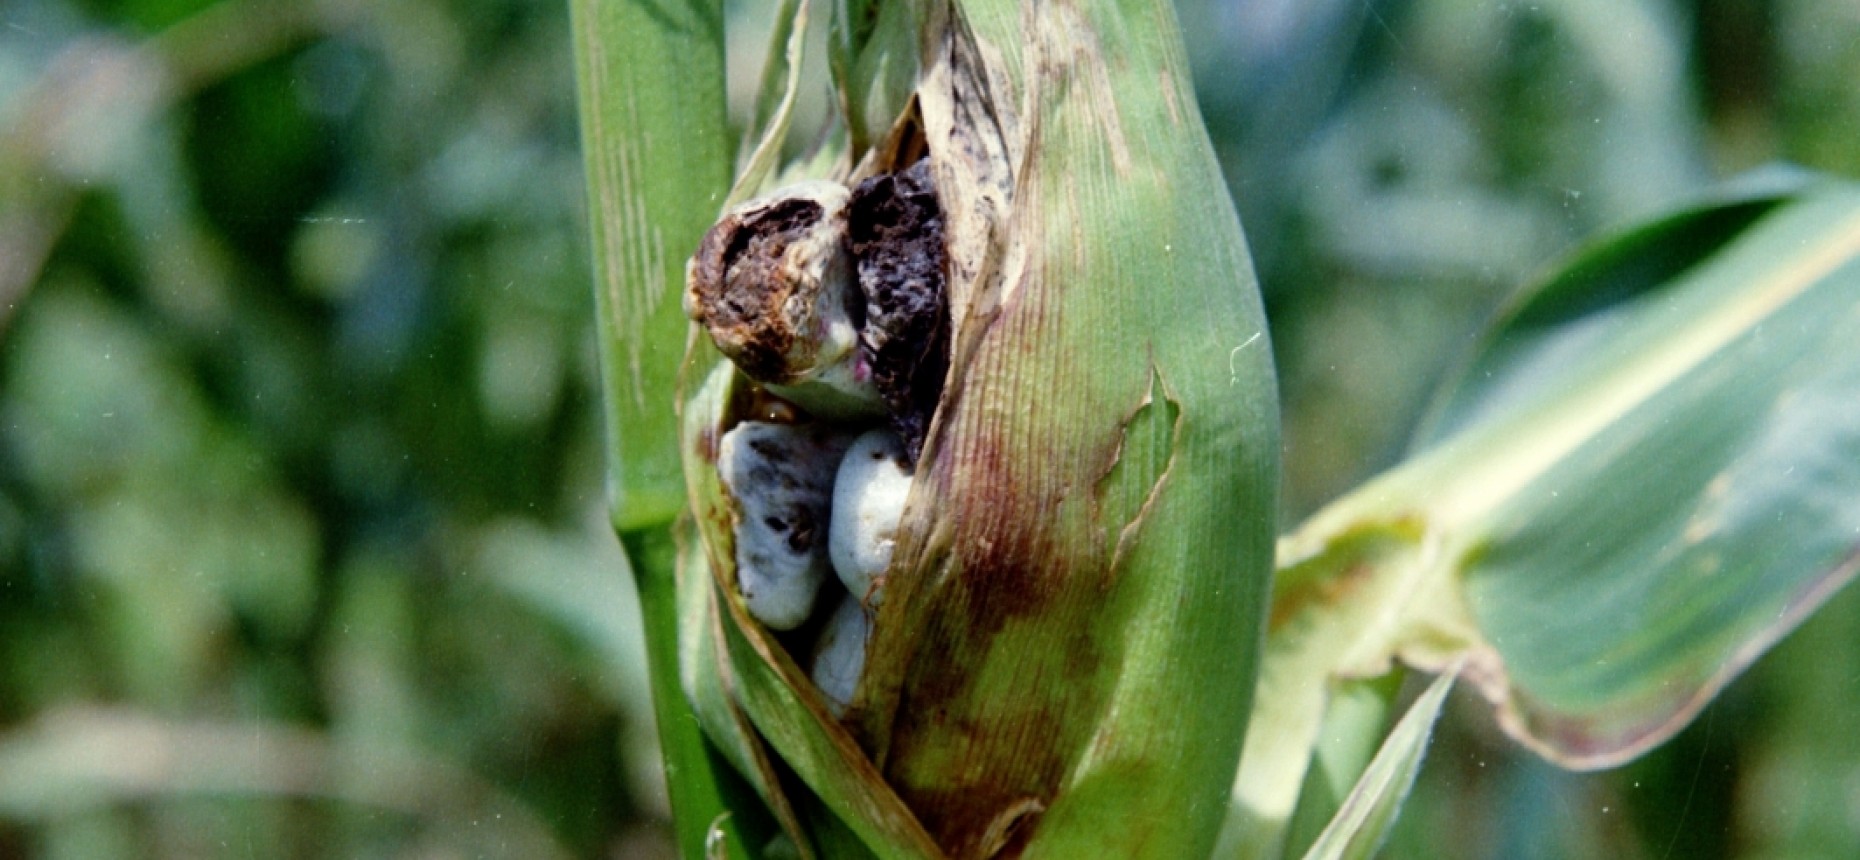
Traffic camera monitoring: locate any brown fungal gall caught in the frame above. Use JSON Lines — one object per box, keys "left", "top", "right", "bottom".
{"left": 685, "top": 182, "right": 883, "bottom": 420}
{"left": 685, "top": 161, "right": 951, "bottom": 730}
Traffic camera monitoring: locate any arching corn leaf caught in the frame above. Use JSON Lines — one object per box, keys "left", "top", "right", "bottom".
{"left": 1231, "top": 176, "right": 1860, "bottom": 857}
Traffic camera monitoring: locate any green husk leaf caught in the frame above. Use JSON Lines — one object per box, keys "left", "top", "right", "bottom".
{"left": 676, "top": 359, "right": 850, "bottom": 859}
{"left": 840, "top": 2, "right": 1279, "bottom": 857}
{"left": 714, "top": 581, "right": 948, "bottom": 860}
{"left": 830, "top": 0, "right": 924, "bottom": 157}
{"left": 745, "top": 0, "right": 806, "bottom": 158}
{"left": 728, "top": 0, "right": 812, "bottom": 208}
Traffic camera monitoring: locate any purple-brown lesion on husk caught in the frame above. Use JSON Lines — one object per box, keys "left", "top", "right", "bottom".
{"left": 857, "top": 318, "right": 1141, "bottom": 856}
{"left": 883, "top": 578, "right": 1125, "bottom": 855}
{"left": 882, "top": 588, "right": 1114, "bottom": 857}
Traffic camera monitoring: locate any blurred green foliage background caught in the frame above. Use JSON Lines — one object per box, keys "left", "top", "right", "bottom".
{"left": 1, "top": 0, "right": 1856, "bottom": 857}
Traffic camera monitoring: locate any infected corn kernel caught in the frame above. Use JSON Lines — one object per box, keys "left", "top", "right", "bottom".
{"left": 685, "top": 183, "right": 883, "bottom": 419}
{"left": 809, "top": 592, "right": 872, "bottom": 717}
{"left": 717, "top": 420, "right": 855, "bottom": 629}
{"left": 828, "top": 428, "right": 912, "bottom": 606}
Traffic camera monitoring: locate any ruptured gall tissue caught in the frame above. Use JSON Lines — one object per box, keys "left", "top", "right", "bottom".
{"left": 686, "top": 188, "right": 843, "bottom": 385}
{"left": 848, "top": 158, "right": 949, "bottom": 462}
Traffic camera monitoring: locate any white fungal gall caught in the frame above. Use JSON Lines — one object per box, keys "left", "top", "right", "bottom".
{"left": 809, "top": 592, "right": 871, "bottom": 717}
{"left": 718, "top": 421, "right": 855, "bottom": 630}
{"left": 829, "top": 429, "right": 913, "bottom": 605}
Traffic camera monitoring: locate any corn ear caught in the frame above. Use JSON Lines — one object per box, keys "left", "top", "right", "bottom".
{"left": 677, "top": 1, "right": 1279, "bottom": 857}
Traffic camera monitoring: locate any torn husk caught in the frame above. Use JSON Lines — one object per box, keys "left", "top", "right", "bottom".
{"left": 678, "top": 2, "right": 1278, "bottom": 858}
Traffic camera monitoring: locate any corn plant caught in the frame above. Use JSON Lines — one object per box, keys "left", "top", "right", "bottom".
{"left": 572, "top": 1, "right": 1860, "bottom": 857}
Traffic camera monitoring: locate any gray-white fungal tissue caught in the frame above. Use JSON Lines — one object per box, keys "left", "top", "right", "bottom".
{"left": 809, "top": 592, "right": 871, "bottom": 717}
{"left": 717, "top": 421, "right": 856, "bottom": 629}
{"left": 828, "top": 428, "right": 913, "bottom": 606}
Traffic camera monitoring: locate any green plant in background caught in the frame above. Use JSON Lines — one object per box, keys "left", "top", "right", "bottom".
{"left": 577, "top": 1, "right": 1860, "bottom": 858}
{"left": 1, "top": 0, "right": 654, "bottom": 856}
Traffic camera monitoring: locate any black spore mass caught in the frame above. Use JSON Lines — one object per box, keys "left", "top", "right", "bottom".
{"left": 847, "top": 158, "right": 949, "bottom": 463}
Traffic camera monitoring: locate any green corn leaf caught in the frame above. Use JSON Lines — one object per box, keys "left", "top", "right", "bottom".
{"left": 1230, "top": 175, "right": 1860, "bottom": 856}
{"left": 1278, "top": 674, "right": 1403, "bottom": 859}
{"left": 1226, "top": 523, "right": 1438, "bottom": 860}
{"left": 573, "top": 0, "right": 731, "bottom": 533}
{"left": 1297, "top": 671, "right": 1454, "bottom": 860}
{"left": 1382, "top": 176, "right": 1860, "bottom": 765}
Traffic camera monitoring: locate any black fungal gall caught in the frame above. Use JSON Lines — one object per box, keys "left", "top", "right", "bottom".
{"left": 847, "top": 158, "right": 949, "bottom": 463}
